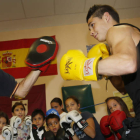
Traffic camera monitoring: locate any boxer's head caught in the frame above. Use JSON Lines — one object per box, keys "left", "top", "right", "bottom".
{"left": 86, "top": 5, "right": 119, "bottom": 42}
{"left": 86, "top": 5, "right": 120, "bottom": 24}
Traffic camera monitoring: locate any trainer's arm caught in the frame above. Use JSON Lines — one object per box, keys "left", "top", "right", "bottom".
{"left": 14, "top": 70, "right": 41, "bottom": 98}
{"left": 98, "top": 26, "right": 137, "bottom": 76}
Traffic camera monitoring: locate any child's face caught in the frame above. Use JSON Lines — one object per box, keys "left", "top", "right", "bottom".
{"left": 51, "top": 102, "right": 63, "bottom": 114}
{"left": 0, "top": 117, "right": 7, "bottom": 134}
{"left": 65, "top": 98, "right": 80, "bottom": 112}
{"left": 32, "top": 114, "right": 45, "bottom": 128}
{"left": 12, "top": 105, "right": 25, "bottom": 121}
{"left": 107, "top": 99, "right": 122, "bottom": 113}
{"left": 47, "top": 118, "right": 60, "bottom": 135}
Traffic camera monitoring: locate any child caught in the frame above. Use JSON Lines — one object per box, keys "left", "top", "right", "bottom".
{"left": 105, "top": 96, "right": 132, "bottom": 117}
{"left": 30, "top": 109, "right": 46, "bottom": 140}
{"left": 65, "top": 96, "right": 105, "bottom": 140}
{"left": 51, "top": 97, "right": 67, "bottom": 118}
{"left": 45, "top": 108, "right": 79, "bottom": 140}
{"left": 0, "top": 111, "right": 9, "bottom": 140}
{"left": 12, "top": 101, "right": 30, "bottom": 140}
{"left": 100, "top": 97, "right": 132, "bottom": 140}
{"left": 46, "top": 113, "right": 60, "bottom": 136}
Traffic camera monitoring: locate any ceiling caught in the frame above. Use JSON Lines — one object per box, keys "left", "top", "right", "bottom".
{"left": 0, "top": 0, "right": 140, "bottom": 32}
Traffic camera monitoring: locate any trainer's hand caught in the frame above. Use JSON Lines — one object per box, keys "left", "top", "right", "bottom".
{"left": 25, "top": 36, "right": 58, "bottom": 72}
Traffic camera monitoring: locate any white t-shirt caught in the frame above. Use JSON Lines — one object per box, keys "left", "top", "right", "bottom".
{"left": 60, "top": 112, "right": 67, "bottom": 119}
{"left": 0, "top": 134, "right": 5, "bottom": 140}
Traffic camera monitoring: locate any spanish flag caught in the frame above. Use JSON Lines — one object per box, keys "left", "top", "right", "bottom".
{"left": 0, "top": 36, "right": 57, "bottom": 78}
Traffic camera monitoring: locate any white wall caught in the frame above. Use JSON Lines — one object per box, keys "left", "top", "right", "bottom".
{"left": 0, "top": 17, "right": 140, "bottom": 122}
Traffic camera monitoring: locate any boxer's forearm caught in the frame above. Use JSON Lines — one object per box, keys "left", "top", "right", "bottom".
{"left": 98, "top": 53, "right": 137, "bottom": 76}
{"left": 15, "top": 70, "right": 41, "bottom": 98}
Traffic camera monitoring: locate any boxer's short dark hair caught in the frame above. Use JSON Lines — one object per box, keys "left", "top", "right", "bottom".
{"left": 86, "top": 5, "right": 120, "bottom": 23}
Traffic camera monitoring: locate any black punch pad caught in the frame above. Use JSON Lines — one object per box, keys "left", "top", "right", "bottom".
{"left": 25, "top": 36, "right": 58, "bottom": 68}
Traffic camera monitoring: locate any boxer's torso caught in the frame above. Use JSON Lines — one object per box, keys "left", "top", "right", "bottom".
{"left": 114, "top": 23, "right": 140, "bottom": 118}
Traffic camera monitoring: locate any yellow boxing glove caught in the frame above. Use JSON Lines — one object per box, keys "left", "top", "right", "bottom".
{"left": 60, "top": 50, "right": 101, "bottom": 81}
{"left": 87, "top": 43, "right": 109, "bottom": 59}
{"left": 87, "top": 43, "right": 109, "bottom": 80}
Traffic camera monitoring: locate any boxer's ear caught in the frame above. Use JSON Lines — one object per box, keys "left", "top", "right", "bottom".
{"left": 102, "top": 12, "right": 110, "bottom": 23}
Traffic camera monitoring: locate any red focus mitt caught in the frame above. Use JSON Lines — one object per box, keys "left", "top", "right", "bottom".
{"left": 25, "top": 36, "right": 58, "bottom": 72}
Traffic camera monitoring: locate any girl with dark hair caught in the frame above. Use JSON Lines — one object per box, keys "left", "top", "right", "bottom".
{"left": 12, "top": 101, "right": 30, "bottom": 140}
{"left": 105, "top": 96, "right": 132, "bottom": 117}
{"left": 51, "top": 97, "right": 66, "bottom": 118}
{"left": 100, "top": 97, "right": 132, "bottom": 140}
{"left": 0, "top": 111, "right": 9, "bottom": 140}
{"left": 64, "top": 96, "right": 105, "bottom": 140}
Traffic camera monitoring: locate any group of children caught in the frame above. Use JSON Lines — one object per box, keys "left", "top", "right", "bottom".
{"left": 0, "top": 95, "right": 132, "bottom": 140}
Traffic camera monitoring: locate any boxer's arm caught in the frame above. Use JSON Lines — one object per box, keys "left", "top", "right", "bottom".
{"left": 109, "top": 76, "right": 127, "bottom": 95}
{"left": 98, "top": 26, "right": 137, "bottom": 76}
{"left": 13, "top": 70, "right": 41, "bottom": 98}
{"left": 82, "top": 117, "right": 96, "bottom": 138}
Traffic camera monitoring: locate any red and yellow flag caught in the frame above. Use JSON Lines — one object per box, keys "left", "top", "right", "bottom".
{"left": 0, "top": 36, "right": 57, "bottom": 78}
